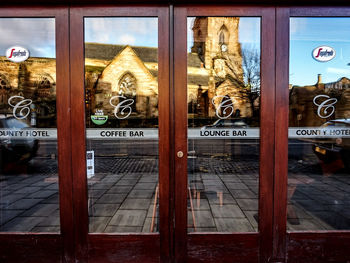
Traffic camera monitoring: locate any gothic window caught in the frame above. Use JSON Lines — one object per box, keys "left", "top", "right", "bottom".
{"left": 118, "top": 73, "right": 136, "bottom": 97}
{"left": 218, "top": 24, "right": 229, "bottom": 47}
{"left": 118, "top": 72, "right": 137, "bottom": 112}
{"left": 0, "top": 74, "right": 10, "bottom": 105}
{"left": 37, "top": 76, "right": 52, "bottom": 97}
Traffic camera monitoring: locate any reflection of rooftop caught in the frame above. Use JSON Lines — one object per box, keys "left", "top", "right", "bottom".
{"left": 85, "top": 43, "right": 203, "bottom": 67}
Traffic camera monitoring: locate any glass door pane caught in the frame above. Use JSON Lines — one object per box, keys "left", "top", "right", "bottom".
{"left": 84, "top": 17, "right": 159, "bottom": 233}
{"left": 0, "top": 18, "right": 60, "bottom": 232}
{"left": 187, "top": 17, "right": 261, "bottom": 232}
{"left": 288, "top": 17, "right": 350, "bottom": 230}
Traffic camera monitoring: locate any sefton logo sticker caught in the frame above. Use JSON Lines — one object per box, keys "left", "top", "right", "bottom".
{"left": 312, "top": 46, "right": 336, "bottom": 62}
{"left": 6, "top": 46, "right": 30, "bottom": 62}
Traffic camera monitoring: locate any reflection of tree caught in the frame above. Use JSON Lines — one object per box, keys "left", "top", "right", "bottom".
{"left": 223, "top": 47, "right": 260, "bottom": 118}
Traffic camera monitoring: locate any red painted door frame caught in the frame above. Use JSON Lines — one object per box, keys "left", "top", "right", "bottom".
{"left": 0, "top": 5, "right": 349, "bottom": 263}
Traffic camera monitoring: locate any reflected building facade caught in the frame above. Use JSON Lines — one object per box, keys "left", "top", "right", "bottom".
{"left": 289, "top": 74, "right": 350, "bottom": 127}
{"left": 0, "top": 58, "right": 56, "bottom": 127}
{"left": 84, "top": 17, "right": 257, "bottom": 126}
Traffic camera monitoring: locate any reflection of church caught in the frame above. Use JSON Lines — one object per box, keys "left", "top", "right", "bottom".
{"left": 289, "top": 74, "right": 350, "bottom": 127}
{"left": 0, "top": 58, "right": 57, "bottom": 127}
{"left": 85, "top": 17, "right": 255, "bottom": 121}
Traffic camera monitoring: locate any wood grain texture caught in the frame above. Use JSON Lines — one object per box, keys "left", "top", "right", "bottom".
{"left": 174, "top": 6, "right": 188, "bottom": 262}
{"left": 287, "top": 232, "right": 350, "bottom": 263}
{"left": 157, "top": 6, "right": 172, "bottom": 263}
{"left": 273, "top": 7, "right": 290, "bottom": 263}
{"left": 88, "top": 234, "right": 160, "bottom": 263}
{"left": 55, "top": 8, "right": 76, "bottom": 263}
{"left": 69, "top": 7, "right": 89, "bottom": 262}
{"left": 2, "top": 1, "right": 350, "bottom": 5}
{"left": 259, "top": 7, "right": 276, "bottom": 263}
{"left": 0, "top": 234, "right": 62, "bottom": 263}
{"left": 188, "top": 233, "right": 259, "bottom": 263}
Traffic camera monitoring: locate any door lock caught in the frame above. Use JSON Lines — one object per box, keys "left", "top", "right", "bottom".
{"left": 177, "top": 151, "right": 184, "bottom": 158}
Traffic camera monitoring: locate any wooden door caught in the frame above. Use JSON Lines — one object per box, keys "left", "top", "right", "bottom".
{"left": 0, "top": 7, "right": 73, "bottom": 262}
{"left": 69, "top": 6, "right": 171, "bottom": 262}
{"left": 173, "top": 5, "right": 276, "bottom": 263}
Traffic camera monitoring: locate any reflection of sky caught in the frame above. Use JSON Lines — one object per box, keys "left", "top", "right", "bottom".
{"left": 84, "top": 18, "right": 158, "bottom": 47}
{"left": 290, "top": 18, "right": 350, "bottom": 86}
{"left": 0, "top": 18, "right": 55, "bottom": 58}
{"left": 187, "top": 17, "right": 261, "bottom": 51}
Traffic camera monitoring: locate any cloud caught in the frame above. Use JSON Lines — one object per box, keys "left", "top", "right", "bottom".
{"left": 290, "top": 18, "right": 307, "bottom": 35}
{"left": 239, "top": 18, "right": 260, "bottom": 45}
{"left": 84, "top": 18, "right": 158, "bottom": 47}
{"left": 327, "top": 67, "right": 350, "bottom": 75}
{"left": 0, "top": 18, "right": 55, "bottom": 57}
{"left": 118, "top": 34, "right": 136, "bottom": 45}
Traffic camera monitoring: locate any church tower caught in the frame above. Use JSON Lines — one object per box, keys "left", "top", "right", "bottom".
{"left": 191, "top": 17, "right": 250, "bottom": 118}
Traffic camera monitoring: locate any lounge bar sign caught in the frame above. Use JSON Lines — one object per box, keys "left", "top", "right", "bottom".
{"left": 312, "top": 46, "right": 336, "bottom": 62}
{"left": 6, "top": 46, "right": 30, "bottom": 62}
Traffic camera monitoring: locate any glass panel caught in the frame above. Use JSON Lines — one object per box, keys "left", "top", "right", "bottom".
{"left": 187, "top": 17, "right": 260, "bottom": 232}
{"left": 84, "top": 18, "right": 159, "bottom": 233}
{"left": 289, "top": 18, "right": 350, "bottom": 230}
{"left": 0, "top": 18, "right": 59, "bottom": 232}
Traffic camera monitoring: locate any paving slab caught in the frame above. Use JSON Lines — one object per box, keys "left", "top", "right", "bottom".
{"left": 89, "top": 183, "right": 115, "bottom": 190}
{"left": 96, "top": 194, "right": 126, "bottom": 204}
{"left": 0, "top": 210, "right": 25, "bottom": 225}
{"left": 236, "top": 199, "right": 259, "bottom": 211}
{"left": 206, "top": 193, "right": 236, "bottom": 205}
{"left": 225, "top": 182, "right": 249, "bottom": 190}
{"left": 119, "top": 199, "right": 151, "bottom": 210}
{"left": 90, "top": 204, "right": 120, "bottom": 217}
{"left": 1, "top": 216, "right": 44, "bottom": 232}
{"left": 214, "top": 218, "right": 254, "bottom": 232}
{"left": 230, "top": 189, "right": 257, "bottom": 199}
{"left": 22, "top": 204, "right": 58, "bottom": 217}
{"left": 107, "top": 185, "right": 134, "bottom": 194}
{"left": 128, "top": 189, "right": 154, "bottom": 199}
{"left": 109, "top": 210, "right": 147, "bottom": 226}
{"left": 89, "top": 217, "right": 111, "bottom": 232}
{"left": 37, "top": 215, "right": 60, "bottom": 227}
{"left": 41, "top": 194, "right": 59, "bottom": 204}
{"left": 133, "top": 183, "right": 157, "bottom": 190}
{"left": 6, "top": 198, "right": 44, "bottom": 210}
{"left": 189, "top": 211, "right": 216, "bottom": 228}
{"left": 32, "top": 226, "right": 60, "bottom": 232}
{"left": 287, "top": 218, "right": 327, "bottom": 231}
{"left": 0, "top": 194, "right": 26, "bottom": 205}
{"left": 13, "top": 186, "right": 42, "bottom": 195}
{"left": 29, "top": 190, "right": 58, "bottom": 199}
{"left": 210, "top": 204, "right": 245, "bottom": 218}
{"left": 116, "top": 179, "right": 138, "bottom": 186}
{"left": 105, "top": 226, "right": 142, "bottom": 232}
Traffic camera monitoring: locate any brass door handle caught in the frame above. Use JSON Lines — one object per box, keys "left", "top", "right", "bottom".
{"left": 177, "top": 151, "right": 184, "bottom": 158}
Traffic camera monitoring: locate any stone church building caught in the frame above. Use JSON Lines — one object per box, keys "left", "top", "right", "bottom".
{"left": 0, "top": 17, "right": 255, "bottom": 127}
{"left": 289, "top": 74, "right": 350, "bottom": 127}
{"left": 85, "top": 17, "right": 254, "bottom": 123}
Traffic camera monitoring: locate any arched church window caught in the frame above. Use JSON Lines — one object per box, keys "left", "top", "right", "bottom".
{"left": 118, "top": 72, "right": 137, "bottom": 112}
{"left": 118, "top": 73, "right": 137, "bottom": 97}
{"left": 218, "top": 24, "right": 229, "bottom": 50}
{"left": 0, "top": 74, "right": 10, "bottom": 105}
{"left": 37, "top": 76, "right": 52, "bottom": 97}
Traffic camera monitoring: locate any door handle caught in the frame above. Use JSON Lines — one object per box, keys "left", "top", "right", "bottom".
{"left": 177, "top": 151, "right": 184, "bottom": 158}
